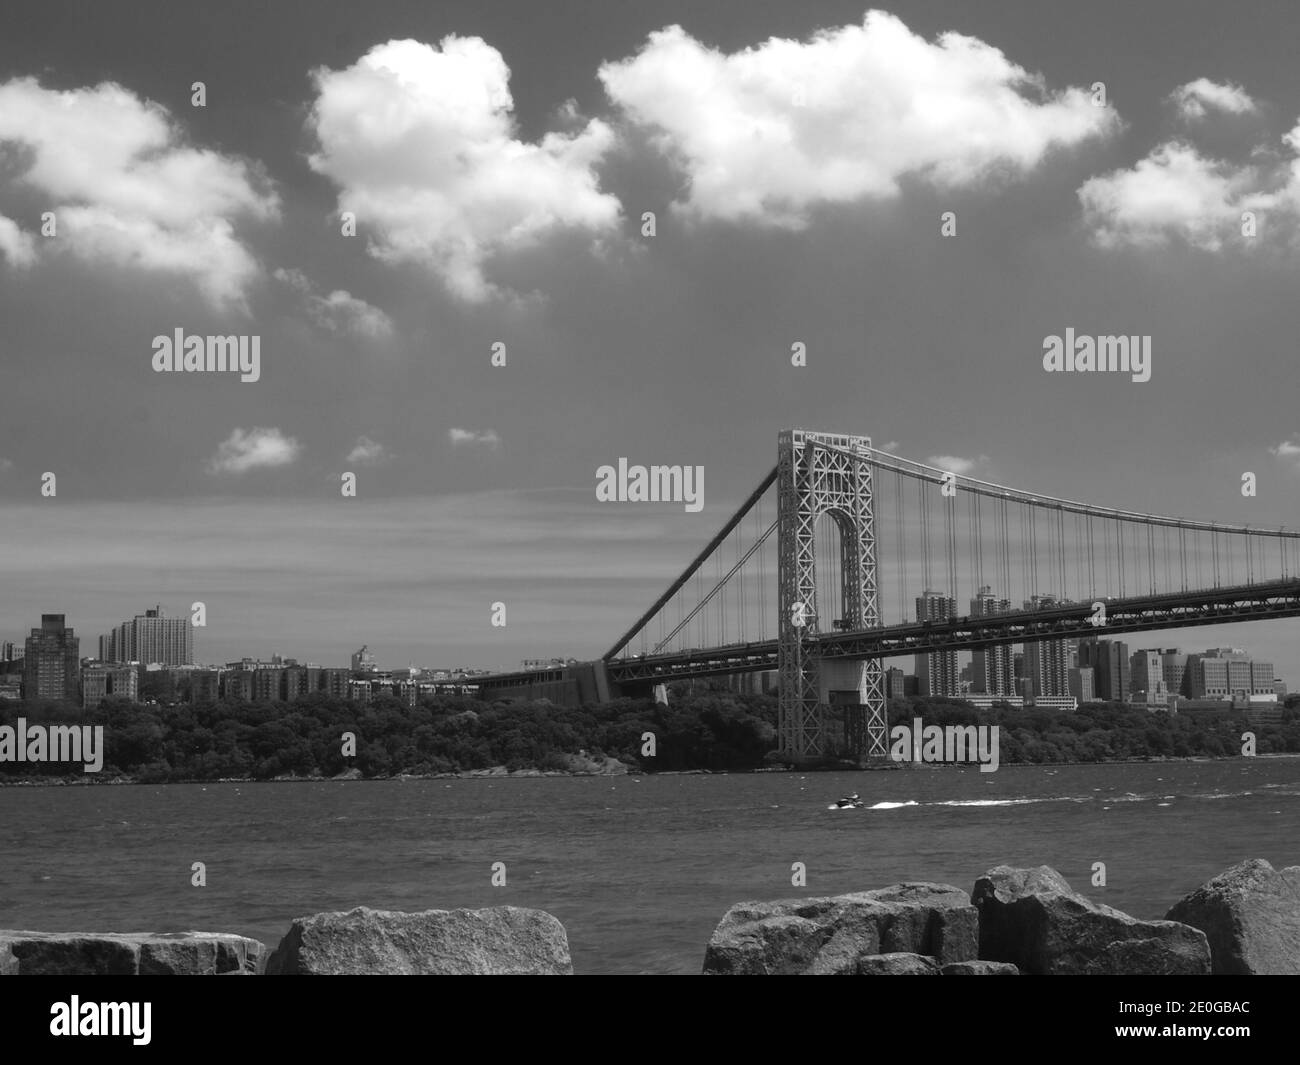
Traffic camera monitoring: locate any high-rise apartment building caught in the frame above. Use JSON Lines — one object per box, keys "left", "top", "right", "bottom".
{"left": 969, "top": 586, "right": 1014, "bottom": 695}
{"left": 351, "top": 646, "right": 378, "bottom": 673}
{"left": 320, "top": 667, "right": 350, "bottom": 698}
{"left": 1160, "top": 650, "right": 1188, "bottom": 697}
{"left": 99, "top": 606, "right": 193, "bottom": 666}
{"left": 914, "top": 590, "right": 958, "bottom": 696}
{"left": 223, "top": 671, "right": 254, "bottom": 701}
{"left": 885, "top": 667, "right": 907, "bottom": 700}
{"left": 1023, "top": 595, "right": 1070, "bottom": 697}
{"left": 23, "top": 614, "right": 81, "bottom": 704}
{"left": 1068, "top": 666, "right": 1095, "bottom": 703}
{"left": 252, "top": 668, "right": 283, "bottom": 702}
{"left": 1130, "top": 649, "right": 1168, "bottom": 705}
{"left": 1079, "top": 638, "right": 1130, "bottom": 703}
{"left": 191, "top": 670, "right": 222, "bottom": 703}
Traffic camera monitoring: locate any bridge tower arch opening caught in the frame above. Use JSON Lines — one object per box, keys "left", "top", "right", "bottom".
{"left": 777, "top": 429, "right": 888, "bottom": 764}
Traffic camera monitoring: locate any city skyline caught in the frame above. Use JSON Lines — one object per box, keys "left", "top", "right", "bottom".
{"left": 3, "top": 599, "right": 1289, "bottom": 701}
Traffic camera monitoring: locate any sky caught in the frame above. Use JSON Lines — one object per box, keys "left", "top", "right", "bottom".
{"left": 2, "top": 1, "right": 1300, "bottom": 675}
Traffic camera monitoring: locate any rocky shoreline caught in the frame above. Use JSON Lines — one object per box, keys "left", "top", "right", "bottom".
{"left": 3, "top": 858, "right": 1296, "bottom": 975}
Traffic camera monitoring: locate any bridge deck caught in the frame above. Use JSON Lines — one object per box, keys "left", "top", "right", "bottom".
{"left": 477, "top": 578, "right": 1300, "bottom": 689}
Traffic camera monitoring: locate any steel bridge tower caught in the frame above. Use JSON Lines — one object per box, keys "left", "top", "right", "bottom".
{"left": 777, "top": 429, "right": 887, "bottom": 763}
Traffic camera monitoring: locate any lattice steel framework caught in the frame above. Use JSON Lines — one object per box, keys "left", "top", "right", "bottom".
{"left": 777, "top": 429, "right": 886, "bottom": 762}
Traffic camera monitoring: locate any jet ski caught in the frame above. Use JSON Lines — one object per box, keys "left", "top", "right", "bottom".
{"left": 828, "top": 792, "right": 864, "bottom": 809}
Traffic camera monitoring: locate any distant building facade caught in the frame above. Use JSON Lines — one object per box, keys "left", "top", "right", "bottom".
{"left": 1079, "top": 638, "right": 1130, "bottom": 703}
{"left": 969, "top": 586, "right": 1014, "bottom": 695}
{"left": 1130, "top": 649, "right": 1169, "bottom": 706}
{"left": 1068, "top": 666, "right": 1095, "bottom": 703}
{"left": 1023, "top": 595, "right": 1070, "bottom": 697}
{"left": 885, "top": 667, "right": 907, "bottom": 700}
{"left": 99, "top": 606, "right": 193, "bottom": 666}
{"left": 81, "top": 663, "right": 139, "bottom": 708}
{"left": 223, "top": 670, "right": 254, "bottom": 701}
{"left": 914, "top": 590, "right": 958, "bottom": 696}
{"left": 1160, "top": 650, "right": 1188, "bottom": 697}
{"left": 1184, "top": 648, "right": 1275, "bottom": 700}
{"left": 23, "top": 614, "right": 80, "bottom": 704}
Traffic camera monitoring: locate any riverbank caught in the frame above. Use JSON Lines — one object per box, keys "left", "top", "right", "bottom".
{"left": 4, "top": 750, "right": 1298, "bottom": 786}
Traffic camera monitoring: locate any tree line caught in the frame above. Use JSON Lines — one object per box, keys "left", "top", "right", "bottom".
{"left": 0, "top": 687, "right": 1297, "bottom": 781}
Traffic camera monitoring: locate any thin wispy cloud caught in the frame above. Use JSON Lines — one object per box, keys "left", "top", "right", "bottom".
{"left": 927, "top": 454, "right": 989, "bottom": 476}
{"left": 448, "top": 427, "right": 501, "bottom": 449}
{"left": 1171, "top": 78, "right": 1257, "bottom": 120}
{"left": 1270, "top": 439, "right": 1300, "bottom": 467}
{"left": 274, "top": 267, "right": 394, "bottom": 338}
{"left": 346, "top": 435, "right": 388, "bottom": 465}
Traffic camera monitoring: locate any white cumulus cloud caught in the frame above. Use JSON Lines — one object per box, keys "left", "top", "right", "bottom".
{"left": 1078, "top": 127, "right": 1300, "bottom": 251}
{"left": 207, "top": 427, "right": 301, "bottom": 474}
{"left": 1079, "top": 143, "right": 1262, "bottom": 249}
{"left": 1171, "top": 78, "right": 1257, "bottom": 121}
{"left": 598, "top": 12, "right": 1118, "bottom": 226}
{"left": 448, "top": 427, "right": 501, "bottom": 449}
{"left": 0, "top": 77, "right": 278, "bottom": 307}
{"left": 306, "top": 37, "right": 621, "bottom": 301}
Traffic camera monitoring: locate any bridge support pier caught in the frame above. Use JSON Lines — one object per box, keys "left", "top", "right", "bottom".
{"left": 777, "top": 430, "right": 888, "bottom": 765}
{"left": 821, "top": 660, "right": 889, "bottom": 765}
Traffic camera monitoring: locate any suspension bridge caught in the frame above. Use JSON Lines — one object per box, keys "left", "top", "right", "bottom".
{"left": 478, "top": 430, "right": 1300, "bottom": 765}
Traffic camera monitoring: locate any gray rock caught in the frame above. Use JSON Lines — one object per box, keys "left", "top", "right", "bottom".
{"left": 941, "top": 960, "right": 1020, "bottom": 975}
{"left": 1165, "top": 859, "right": 1300, "bottom": 974}
{"left": 0, "top": 931, "right": 265, "bottom": 975}
{"left": 857, "top": 952, "right": 940, "bottom": 975}
{"left": 972, "top": 865, "right": 1210, "bottom": 975}
{"left": 265, "top": 905, "right": 572, "bottom": 974}
{"left": 703, "top": 882, "right": 977, "bottom": 975}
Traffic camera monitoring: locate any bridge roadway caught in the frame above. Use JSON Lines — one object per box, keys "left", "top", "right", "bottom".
{"left": 474, "top": 578, "right": 1300, "bottom": 700}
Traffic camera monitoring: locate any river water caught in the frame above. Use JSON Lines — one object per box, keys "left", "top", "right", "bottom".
{"left": 2, "top": 758, "right": 1298, "bottom": 974}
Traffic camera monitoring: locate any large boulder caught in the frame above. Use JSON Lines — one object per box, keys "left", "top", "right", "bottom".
{"left": 941, "top": 960, "right": 1019, "bottom": 975}
{"left": 703, "top": 882, "right": 977, "bottom": 975}
{"left": 0, "top": 932, "right": 265, "bottom": 975}
{"left": 265, "top": 906, "right": 572, "bottom": 975}
{"left": 972, "top": 866, "right": 1210, "bottom": 975}
{"left": 857, "top": 952, "right": 940, "bottom": 975}
{"left": 1165, "top": 859, "right": 1300, "bottom": 974}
